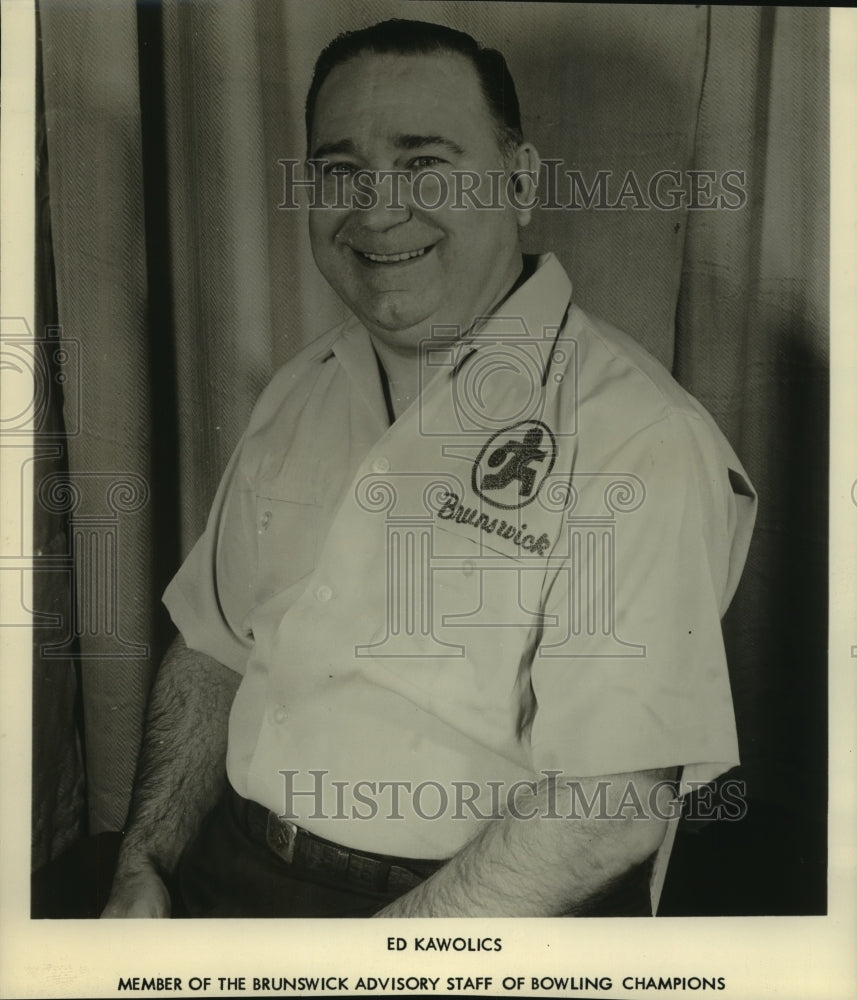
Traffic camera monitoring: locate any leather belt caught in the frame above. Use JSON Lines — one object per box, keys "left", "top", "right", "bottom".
{"left": 231, "top": 789, "right": 444, "bottom": 895}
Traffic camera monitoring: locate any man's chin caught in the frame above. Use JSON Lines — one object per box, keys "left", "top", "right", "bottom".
{"left": 356, "top": 301, "right": 442, "bottom": 342}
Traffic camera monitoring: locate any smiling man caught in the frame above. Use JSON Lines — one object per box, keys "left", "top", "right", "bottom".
{"left": 103, "top": 19, "right": 756, "bottom": 919}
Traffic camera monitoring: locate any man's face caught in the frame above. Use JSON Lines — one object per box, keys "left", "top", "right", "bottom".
{"left": 307, "top": 51, "right": 534, "bottom": 351}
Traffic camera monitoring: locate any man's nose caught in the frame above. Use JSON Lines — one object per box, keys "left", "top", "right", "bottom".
{"left": 350, "top": 170, "right": 412, "bottom": 230}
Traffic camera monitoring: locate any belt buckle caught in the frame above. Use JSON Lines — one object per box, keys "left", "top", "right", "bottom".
{"left": 266, "top": 812, "right": 298, "bottom": 864}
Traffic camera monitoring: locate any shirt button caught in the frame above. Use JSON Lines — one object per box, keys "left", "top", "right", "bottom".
{"left": 372, "top": 456, "right": 391, "bottom": 473}
{"left": 273, "top": 706, "right": 287, "bottom": 724}
{"left": 462, "top": 559, "right": 475, "bottom": 577}
{"left": 260, "top": 510, "right": 272, "bottom": 530}
{"left": 315, "top": 584, "right": 333, "bottom": 602}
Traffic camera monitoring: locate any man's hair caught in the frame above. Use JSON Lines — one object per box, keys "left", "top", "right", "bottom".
{"left": 305, "top": 18, "right": 524, "bottom": 157}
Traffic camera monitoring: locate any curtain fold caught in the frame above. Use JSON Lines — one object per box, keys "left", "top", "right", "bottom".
{"left": 35, "top": 2, "right": 829, "bottom": 910}
{"left": 31, "top": 30, "right": 85, "bottom": 868}
{"left": 40, "top": 0, "right": 155, "bottom": 834}
{"left": 161, "top": 0, "right": 276, "bottom": 550}
{"left": 674, "top": 6, "right": 829, "bottom": 822}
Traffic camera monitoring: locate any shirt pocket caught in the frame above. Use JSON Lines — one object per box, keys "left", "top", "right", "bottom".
{"left": 254, "top": 490, "right": 322, "bottom": 602}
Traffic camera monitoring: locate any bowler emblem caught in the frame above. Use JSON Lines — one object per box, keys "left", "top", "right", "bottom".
{"left": 472, "top": 419, "right": 557, "bottom": 509}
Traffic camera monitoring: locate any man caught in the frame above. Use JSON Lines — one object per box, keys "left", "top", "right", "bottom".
{"left": 104, "top": 19, "right": 755, "bottom": 918}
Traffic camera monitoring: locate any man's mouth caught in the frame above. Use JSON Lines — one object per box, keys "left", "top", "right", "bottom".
{"left": 354, "top": 245, "right": 433, "bottom": 264}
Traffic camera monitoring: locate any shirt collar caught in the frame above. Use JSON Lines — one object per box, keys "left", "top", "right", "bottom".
{"left": 327, "top": 318, "right": 390, "bottom": 434}
{"left": 446, "top": 253, "right": 573, "bottom": 381}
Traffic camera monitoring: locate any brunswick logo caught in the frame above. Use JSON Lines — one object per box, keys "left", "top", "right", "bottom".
{"left": 471, "top": 420, "right": 557, "bottom": 510}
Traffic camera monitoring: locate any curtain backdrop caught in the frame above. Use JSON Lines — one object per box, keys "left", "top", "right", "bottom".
{"left": 35, "top": 2, "right": 828, "bottom": 912}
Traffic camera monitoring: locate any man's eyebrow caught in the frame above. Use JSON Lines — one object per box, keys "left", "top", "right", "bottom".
{"left": 309, "top": 134, "right": 466, "bottom": 161}
{"left": 393, "top": 134, "right": 465, "bottom": 156}
{"left": 310, "top": 139, "right": 358, "bottom": 161}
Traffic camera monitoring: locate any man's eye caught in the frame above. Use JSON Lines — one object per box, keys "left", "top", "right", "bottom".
{"left": 408, "top": 156, "right": 444, "bottom": 171}
{"left": 325, "top": 162, "right": 356, "bottom": 176}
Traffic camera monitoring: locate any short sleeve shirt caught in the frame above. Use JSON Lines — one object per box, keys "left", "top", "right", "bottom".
{"left": 164, "top": 254, "right": 756, "bottom": 858}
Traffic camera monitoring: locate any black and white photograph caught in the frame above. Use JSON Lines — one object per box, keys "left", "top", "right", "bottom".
{"left": 0, "top": 1, "right": 854, "bottom": 997}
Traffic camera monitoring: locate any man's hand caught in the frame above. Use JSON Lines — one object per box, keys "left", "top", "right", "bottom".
{"left": 374, "top": 767, "right": 678, "bottom": 917}
{"left": 99, "top": 634, "right": 241, "bottom": 918}
{"left": 101, "top": 865, "right": 171, "bottom": 919}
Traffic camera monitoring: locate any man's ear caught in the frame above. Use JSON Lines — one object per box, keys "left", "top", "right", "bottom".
{"left": 507, "top": 142, "right": 541, "bottom": 227}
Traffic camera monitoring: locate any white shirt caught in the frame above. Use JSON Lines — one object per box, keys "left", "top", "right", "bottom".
{"left": 164, "top": 254, "right": 756, "bottom": 857}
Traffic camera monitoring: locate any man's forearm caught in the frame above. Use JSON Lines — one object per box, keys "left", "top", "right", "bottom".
{"left": 375, "top": 769, "right": 675, "bottom": 917}
{"left": 113, "top": 634, "right": 242, "bottom": 882}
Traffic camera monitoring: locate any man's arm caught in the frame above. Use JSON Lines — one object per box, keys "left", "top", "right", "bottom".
{"left": 101, "top": 633, "right": 241, "bottom": 917}
{"left": 374, "top": 768, "right": 675, "bottom": 917}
